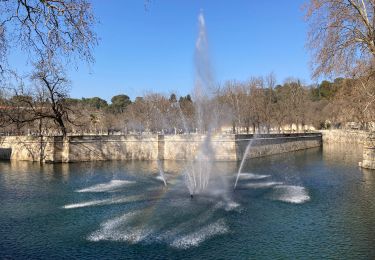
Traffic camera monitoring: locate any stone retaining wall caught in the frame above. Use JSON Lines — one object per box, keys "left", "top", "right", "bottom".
{"left": 0, "top": 136, "right": 57, "bottom": 162}
{"left": 0, "top": 133, "right": 322, "bottom": 163}
{"left": 162, "top": 135, "right": 237, "bottom": 161}
{"left": 235, "top": 133, "right": 322, "bottom": 159}
{"left": 319, "top": 130, "right": 375, "bottom": 169}
{"left": 359, "top": 135, "right": 375, "bottom": 169}
{"left": 66, "top": 135, "right": 159, "bottom": 162}
{"left": 321, "top": 130, "right": 370, "bottom": 144}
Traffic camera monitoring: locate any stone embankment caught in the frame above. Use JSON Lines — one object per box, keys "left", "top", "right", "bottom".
{"left": 0, "top": 133, "right": 322, "bottom": 163}
{"left": 321, "top": 130, "right": 369, "bottom": 144}
{"left": 358, "top": 134, "right": 375, "bottom": 170}
{"left": 320, "top": 129, "right": 375, "bottom": 170}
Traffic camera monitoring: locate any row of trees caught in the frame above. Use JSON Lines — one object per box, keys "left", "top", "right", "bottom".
{"left": 305, "top": 0, "right": 375, "bottom": 127}
{"left": 217, "top": 74, "right": 375, "bottom": 133}
{"left": 1, "top": 72, "right": 374, "bottom": 136}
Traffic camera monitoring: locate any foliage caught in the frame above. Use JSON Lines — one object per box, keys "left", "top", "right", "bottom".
{"left": 81, "top": 97, "right": 108, "bottom": 109}
{"left": 110, "top": 94, "right": 131, "bottom": 113}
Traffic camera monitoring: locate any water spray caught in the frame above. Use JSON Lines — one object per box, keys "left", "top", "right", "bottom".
{"left": 157, "top": 159, "right": 167, "bottom": 187}
{"left": 234, "top": 138, "right": 255, "bottom": 190}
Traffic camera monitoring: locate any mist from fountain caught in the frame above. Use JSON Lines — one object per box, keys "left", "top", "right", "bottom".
{"left": 175, "top": 101, "right": 190, "bottom": 134}
{"left": 184, "top": 133, "right": 215, "bottom": 195}
{"left": 157, "top": 159, "right": 167, "bottom": 187}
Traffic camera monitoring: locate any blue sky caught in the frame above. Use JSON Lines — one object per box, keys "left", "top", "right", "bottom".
{"left": 12, "top": 0, "right": 313, "bottom": 101}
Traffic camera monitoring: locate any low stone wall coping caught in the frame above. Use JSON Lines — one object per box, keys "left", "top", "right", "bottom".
{"left": 0, "top": 133, "right": 322, "bottom": 162}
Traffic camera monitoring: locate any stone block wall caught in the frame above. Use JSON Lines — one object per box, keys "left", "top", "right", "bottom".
{"left": 0, "top": 135, "right": 159, "bottom": 162}
{"left": 359, "top": 147, "right": 375, "bottom": 169}
{"left": 0, "top": 133, "right": 322, "bottom": 163}
{"left": 65, "top": 135, "right": 159, "bottom": 162}
{"left": 359, "top": 136, "right": 375, "bottom": 169}
{"left": 321, "top": 130, "right": 369, "bottom": 144}
{"left": 0, "top": 136, "right": 57, "bottom": 162}
{"left": 235, "top": 133, "right": 322, "bottom": 159}
{"left": 320, "top": 130, "right": 375, "bottom": 169}
{"left": 162, "top": 134, "right": 237, "bottom": 161}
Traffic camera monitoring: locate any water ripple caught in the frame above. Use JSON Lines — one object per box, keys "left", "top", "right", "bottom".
{"left": 76, "top": 180, "right": 135, "bottom": 193}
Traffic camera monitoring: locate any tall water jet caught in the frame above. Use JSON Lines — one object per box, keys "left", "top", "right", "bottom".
{"left": 184, "top": 11, "right": 217, "bottom": 196}
{"left": 194, "top": 10, "right": 215, "bottom": 132}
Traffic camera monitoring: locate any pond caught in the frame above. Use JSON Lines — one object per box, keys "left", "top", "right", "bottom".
{"left": 1, "top": 144, "right": 375, "bottom": 259}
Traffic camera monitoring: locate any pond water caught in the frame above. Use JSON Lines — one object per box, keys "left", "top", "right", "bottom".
{"left": 1, "top": 144, "right": 375, "bottom": 259}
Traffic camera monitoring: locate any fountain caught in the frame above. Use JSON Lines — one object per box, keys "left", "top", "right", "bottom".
{"left": 234, "top": 136, "right": 257, "bottom": 190}
{"left": 66, "top": 11, "right": 309, "bottom": 251}
{"left": 182, "top": 11, "right": 219, "bottom": 197}
{"left": 184, "top": 133, "right": 214, "bottom": 196}
{"left": 157, "top": 159, "right": 167, "bottom": 186}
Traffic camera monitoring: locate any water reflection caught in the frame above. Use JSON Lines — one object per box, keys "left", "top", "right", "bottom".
{"left": 323, "top": 143, "right": 363, "bottom": 165}
{"left": 362, "top": 168, "right": 375, "bottom": 185}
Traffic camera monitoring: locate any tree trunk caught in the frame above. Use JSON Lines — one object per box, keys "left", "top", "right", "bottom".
{"left": 56, "top": 116, "right": 66, "bottom": 137}
{"left": 39, "top": 118, "right": 44, "bottom": 163}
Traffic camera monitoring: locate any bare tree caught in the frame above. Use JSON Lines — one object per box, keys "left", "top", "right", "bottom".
{"left": 306, "top": 0, "right": 375, "bottom": 78}
{"left": 273, "top": 85, "right": 290, "bottom": 133}
{"left": 178, "top": 95, "right": 195, "bottom": 132}
{"left": 0, "top": 0, "right": 97, "bottom": 71}
{"left": 305, "top": 0, "right": 375, "bottom": 128}
{"left": 219, "top": 81, "right": 243, "bottom": 133}
{"left": 0, "top": 0, "right": 97, "bottom": 136}
{"left": 3, "top": 62, "right": 72, "bottom": 136}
